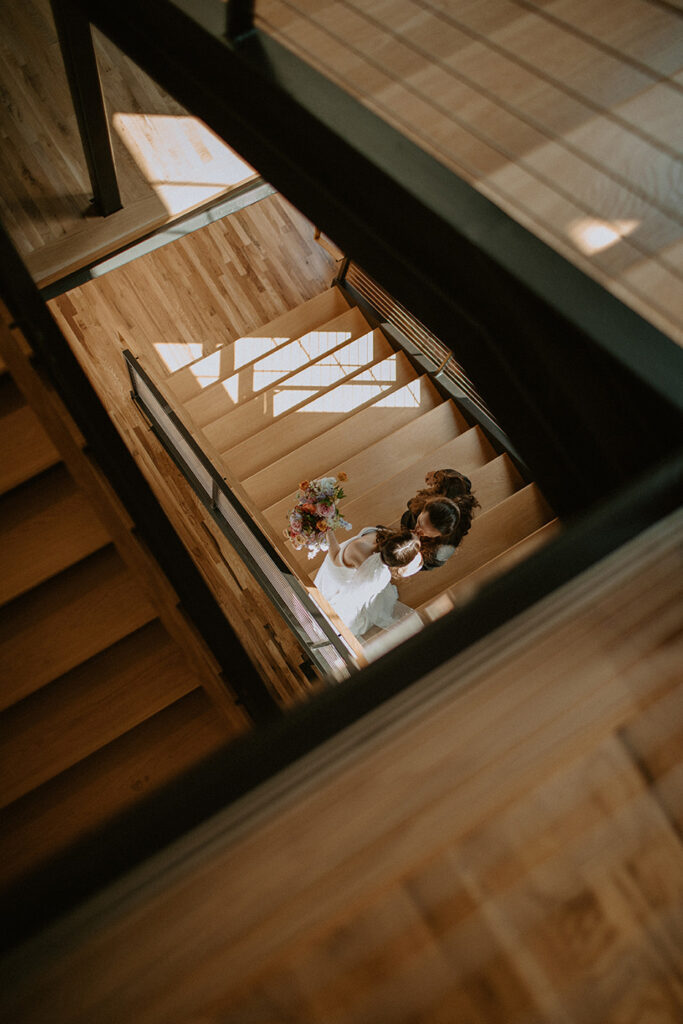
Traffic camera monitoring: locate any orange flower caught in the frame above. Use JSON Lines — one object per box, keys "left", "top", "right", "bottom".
{"left": 316, "top": 519, "right": 329, "bottom": 532}
{"left": 302, "top": 502, "right": 316, "bottom": 514}
{"left": 299, "top": 480, "right": 310, "bottom": 490}
{"left": 337, "top": 471, "right": 347, "bottom": 482}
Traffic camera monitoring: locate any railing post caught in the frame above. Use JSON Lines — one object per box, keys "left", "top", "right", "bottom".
{"left": 226, "top": 0, "right": 255, "bottom": 42}
{"left": 49, "top": 0, "right": 122, "bottom": 216}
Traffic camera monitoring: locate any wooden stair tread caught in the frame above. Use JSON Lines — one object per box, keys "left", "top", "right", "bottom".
{"left": 264, "top": 399, "right": 472, "bottom": 537}
{"left": 220, "top": 339, "right": 407, "bottom": 477}
{"left": 165, "top": 287, "right": 350, "bottom": 403}
{"left": 248, "top": 375, "right": 447, "bottom": 511}
{"left": 398, "top": 484, "right": 555, "bottom": 609}
{"left": 0, "top": 689, "right": 234, "bottom": 894}
{"left": 0, "top": 464, "right": 111, "bottom": 607}
{"left": 463, "top": 453, "right": 525, "bottom": 514}
{"left": 184, "top": 306, "right": 371, "bottom": 428}
{"left": 0, "top": 620, "right": 200, "bottom": 810}
{"left": 0, "top": 380, "right": 60, "bottom": 496}
{"left": 325, "top": 402, "right": 473, "bottom": 511}
{"left": 420, "top": 520, "right": 561, "bottom": 622}
{"left": 0, "top": 545, "right": 157, "bottom": 711}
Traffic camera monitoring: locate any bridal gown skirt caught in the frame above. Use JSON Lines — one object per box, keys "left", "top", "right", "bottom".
{"left": 314, "top": 534, "right": 414, "bottom": 639}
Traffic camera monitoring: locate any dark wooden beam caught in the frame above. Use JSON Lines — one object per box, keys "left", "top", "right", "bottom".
{"left": 50, "top": 0, "right": 122, "bottom": 216}
{"left": 226, "top": 0, "right": 255, "bottom": 41}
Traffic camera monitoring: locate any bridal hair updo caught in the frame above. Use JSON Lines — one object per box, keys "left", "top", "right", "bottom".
{"left": 374, "top": 527, "right": 422, "bottom": 578}
{"left": 408, "top": 468, "right": 480, "bottom": 549}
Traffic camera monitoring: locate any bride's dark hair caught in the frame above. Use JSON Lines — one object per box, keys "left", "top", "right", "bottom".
{"left": 408, "top": 468, "right": 480, "bottom": 556}
{"left": 374, "top": 527, "right": 422, "bottom": 578}
{"left": 409, "top": 468, "right": 475, "bottom": 508}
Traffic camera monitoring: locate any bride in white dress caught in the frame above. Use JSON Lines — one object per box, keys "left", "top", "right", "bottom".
{"left": 314, "top": 526, "right": 422, "bottom": 638}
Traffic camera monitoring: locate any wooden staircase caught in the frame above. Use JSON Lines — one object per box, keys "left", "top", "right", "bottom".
{"left": 0, "top": 333, "right": 248, "bottom": 900}
{"left": 147, "top": 286, "right": 559, "bottom": 646}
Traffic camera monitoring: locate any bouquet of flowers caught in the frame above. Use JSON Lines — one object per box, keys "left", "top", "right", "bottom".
{"left": 285, "top": 473, "right": 351, "bottom": 558}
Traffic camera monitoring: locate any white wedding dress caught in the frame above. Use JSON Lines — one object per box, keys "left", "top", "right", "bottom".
{"left": 314, "top": 529, "right": 410, "bottom": 638}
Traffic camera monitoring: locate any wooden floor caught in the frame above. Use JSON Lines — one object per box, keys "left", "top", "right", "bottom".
{"left": 0, "top": 0, "right": 257, "bottom": 285}
{"left": 49, "top": 193, "right": 340, "bottom": 706}
{"left": 257, "top": 0, "right": 683, "bottom": 347}
{"left": 2, "top": 508, "right": 681, "bottom": 1023}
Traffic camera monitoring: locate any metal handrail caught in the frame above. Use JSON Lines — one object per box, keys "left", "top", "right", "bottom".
{"left": 123, "top": 351, "right": 360, "bottom": 682}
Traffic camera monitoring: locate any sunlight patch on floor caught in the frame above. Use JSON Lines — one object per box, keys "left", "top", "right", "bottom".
{"left": 154, "top": 341, "right": 204, "bottom": 372}
{"left": 568, "top": 217, "right": 639, "bottom": 254}
{"left": 274, "top": 332, "right": 376, "bottom": 387}
{"left": 187, "top": 350, "right": 222, "bottom": 388}
{"left": 272, "top": 388, "right": 319, "bottom": 416}
{"left": 251, "top": 330, "right": 352, "bottom": 392}
{"left": 232, "top": 336, "right": 288, "bottom": 371}
{"left": 353, "top": 354, "right": 398, "bottom": 383}
{"left": 374, "top": 378, "right": 422, "bottom": 407}
{"left": 300, "top": 382, "right": 392, "bottom": 414}
{"left": 221, "top": 374, "right": 240, "bottom": 405}
{"left": 112, "top": 113, "right": 256, "bottom": 215}
{"left": 187, "top": 336, "right": 289, "bottom": 389}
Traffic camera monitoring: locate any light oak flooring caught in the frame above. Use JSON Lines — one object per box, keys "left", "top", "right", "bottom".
{"left": 2, "top": 509, "right": 681, "bottom": 1024}
{"left": 257, "top": 0, "right": 683, "bottom": 347}
{"left": 0, "top": 0, "right": 257, "bottom": 286}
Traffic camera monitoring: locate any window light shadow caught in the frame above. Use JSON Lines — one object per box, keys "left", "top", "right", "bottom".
{"left": 112, "top": 113, "right": 256, "bottom": 215}
{"left": 187, "top": 337, "right": 289, "bottom": 389}
{"left": 252, "top": 329, "right": 354, "bottom": 392}
{"left": 269, "top": 332, "right": 377, "bottom": 417}
{"left": 232, "top": 336, "right": 288, "bottom": 372}
{"left": 154, "top": 341, "right": 204, "bottom": 373}
{"left": 568, "top": 217, "right": 640, "bottom": 254}
{"left": 299, "top": 382, "right": 391, "bottom": 415}
{"left": 297, "top": 355, "right": 410, "bottom": 414}
{"left": 374, "top": 378, "right": 422, "bottom": 407}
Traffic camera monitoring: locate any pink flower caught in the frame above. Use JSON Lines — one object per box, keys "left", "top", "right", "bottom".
{"left": 316, "top": 501, "right": 333, "bottom": 517}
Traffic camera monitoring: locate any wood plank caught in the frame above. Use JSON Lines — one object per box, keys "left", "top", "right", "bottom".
{"left": 0, "top": 379, "right": 60, "bottom": 495}
{"left": 421, "top": 519, "right": 561, "bottom": 621}
{"left": 187, "top": 306, "right": 372, "bottom": 430}
{"left": 0, "top": 688, "right": 233, "bottom": 894}
{"left": 1, "top": 515, "right": 678, "bottom": 1024}
{"left": 0, "top": 620, "right": 202, "bottom": 809}
{"left": 220, "top": 331, "right": 398, "bottom": 477}
{"left": 246, "top": 374, "right": 448, "bottom": 510}
{"left": 620, "top": 672, "right": 683, "bottom": 834}
{"left": 0, "top": 545, "right": 157, "bottom": 711}
{"left": 0, "top": 463, "right": 111, "bottom": 606}
{"left": 165, "top": 287, "right": 349, "bottom": 403}
{"left": 259, "top": 0, "right": 683, "bottom": 345}
{"left": 526, "top": 0, "right": 683, "bottom": 76}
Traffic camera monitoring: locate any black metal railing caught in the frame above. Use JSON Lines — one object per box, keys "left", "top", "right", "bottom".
{"left": 124, "top": 351, "right": 360, "bottom": 681}
{"left": 343, "top": 262, "right": 494, "bottom": 418}
{"left": 336, "top": 260, "right": 529, "bottom": 470}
